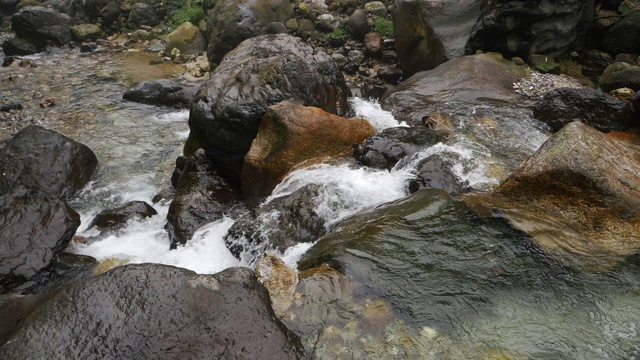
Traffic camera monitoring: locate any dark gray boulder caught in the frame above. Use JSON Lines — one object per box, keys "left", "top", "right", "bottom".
{"left": 88, "top": 201, "right": 157, "bottom": 231}
{"left": 466, "top": 0, "right": 594, "bottom": 60}
{"left": 11, "top": 6, "right": 72, "bottom": 45}
{"left": 166, "top": 150, "right": 244, "bottom": 248}
{"left": 599, "top": 62, "right": 640, "bottom": 92}
{"left": 2, "top": 37, "right": 39, "bottom": 56}
{"left": 0, "top": 125, "right": 98, "bottom": 200}
{"left": 123, "top": 79, "right": 201, "bottom": 108}
{"left": 0, "top": 264, "right": 306, "bottom": 359}
{"left": 393, "top": 0, "right": 482, "bottom": 76}
{"left": 127, "top": 2, "right": 159, "bottom": 29}
{"left": 0, "top": 186, "right": 80, "bottom": 293}
{"left": 347, "top": 9, "right": 368, "bottom": 41}
{"left": 205, "top": 0, "right": 294, "bottom": 66}
{"left": 603, "top": 9, "right": 640, "bottom": 55}
{"left": 533, "top": 87, "right": 634, "bottom": 132}
{"left": 188, "top": 34, "right": 351, "bottom": 184}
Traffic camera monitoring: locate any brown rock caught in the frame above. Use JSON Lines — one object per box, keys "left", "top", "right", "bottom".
{"left": 241, "top": 100, "right": 375, "bottom": 203}
{"left": 255, "top": 252, "right": 298, "bottom": 317}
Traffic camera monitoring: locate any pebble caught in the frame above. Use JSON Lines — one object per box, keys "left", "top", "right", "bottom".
{"left": 512, "top": 72, "right": 585, "bottom": 99}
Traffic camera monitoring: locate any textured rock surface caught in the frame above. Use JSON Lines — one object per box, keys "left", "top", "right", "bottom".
{"left": 0, "top": 265, "right": 305, "bottom": 359}
{"left": 88, "top": 201, "right": 157, "bottom": 231}
{"left": 123, "top": 79, "right": 201, "bottom": 108}
{"left": 599, "top": 62, "right": 640, "bottom": 92}
{"left": 11, "top": 6, "right": 72, "bottom": 45}
{"left": 164, "top": 22, "right": 207, "bottom": 55}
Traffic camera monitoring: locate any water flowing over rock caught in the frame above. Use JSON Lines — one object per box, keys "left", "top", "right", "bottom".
{"left": 123, "top": 79, "right": 201, "bottom": 108}
{"left": 0, "top": 125, "right": 98, "bottom": 200}
{"left": 0, "top": 265, "right": 306, "bottom": 359}
{"left": 205, "top": 0, "right": 294, "bottom": 66}
{"left": 493, "top": 121, "right": 640, "bottom": 261}
{"left": 0, "top": 186, "right": 80, "bottom": 293}
{"left": 166, "top": 150, "right": 244, "bottom": 248}
{"left": 466, "top": 0, "right": 593, "bottom": 60}
{"left": 392, "top": 0, "right": 482, "bottom": 76}
{"left": 533, "top": 87, "right": 634, "bottom": 132}
{"left": 242, "top": 100, "right": 375, "bottom": 203}
{"left": 188, "top": 34, "right": 351, "bottom": 184}
{"left": 87, "top": 201, "right": 157, "bottom": 231}
{"left": 11, "top": 6, "right": 72, "bottom": 46}
{"left": 381, "top": 54, "right": 530, "bottom": 126}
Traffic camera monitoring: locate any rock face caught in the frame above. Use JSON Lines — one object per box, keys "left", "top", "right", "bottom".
{"left": 242, "top": 101, "right": 375, "bottom": 202}
{"left": 380, "top": 54, "right": 530, "bottom": 126}
{"left": 494, "top": 121, "right": 640, "bottom": 259}
{"left": 0, "top": 265, "right": 305, "bottom": 359}
{"left": 466, "top": 0, "right": 593, "bottom": 60}
{"left": 392, "top": 0, "right": 482, "bottom": 76}
{"left": 188, "top": 34, "right": 351, "bottom": 184}
{"left": 599, "top": 62, "right": 640, "bottom": 92}
{"left": 164, "top": 22, "right": 207, "bottom": 55}
{"left": 123, "top": 80, "right": 201, "bottom": 108}
{"left": 603, "top": 9, "right": 640, "bottom": 55}
{"left": 166, "top": 150, "right": 244, "bottom": 248}
{"left": 11, "top": 6, "right": 72, "bottom": 46}
{"left": 0, "top": 186, "right": 80, "bottom": 293}
{"left": 205, "top": 0, "right": 294, "bottom": 65}
{"left": 88, "top": 201, "right": 157, "bottom": 231}
{"left": 533, "top": 87, "right": 634, "bottom": 132}
{"left": 0, "top": 125, "right": 98, "bottom": 200}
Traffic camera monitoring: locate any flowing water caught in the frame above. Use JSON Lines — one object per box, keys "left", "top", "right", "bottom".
{"left": 2, "top": 46, "right": 640, "bottom": 358}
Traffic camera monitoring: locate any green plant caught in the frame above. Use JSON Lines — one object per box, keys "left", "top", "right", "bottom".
{"left": 168, "top": 4, "right": 206, "bottom": 32}
{"left": 328, "top": 25, "right": 349, "bottom": 40}
{"left": 374, "top": 17, "right": 394, "bottom": 37}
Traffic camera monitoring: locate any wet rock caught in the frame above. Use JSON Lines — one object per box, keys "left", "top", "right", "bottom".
{"left": 225, "top": 184, "right": 326, "bottom": 261}
{"left": 164, "top": 22, "right": 207, "bottom": 56}
{"left": 599, "top": 62, "right": 640, "bottom": 92}
{"left": 603, "top": 9, "right": 640, "bottom": 55}
{"left": 0, "top": 125, "right": 98, "bottom": 200}
{"left": 127, "top": 3, "right": 159, "bottom": 29}
{"left": 347, "top": 9, "right": 368, "bottom": 40}
{"left": 354, "top": 126, "right": 442, "bottom": 170}
{"left": 533, "top": 87, "right": 633, "bottom": 132}
{"left": 79, "top": 43, "right": 96, "bottom": 53}
{"left": 393, "top": 0, "right": 482, "bottom": 76}
{"left": 577, "top": 49, "right": 614, "bottom": 79}
{"left": 528, "top": 54, "right": 560, "bottom": 74}
{"left": 205, "top": 0, "right": 294, "bottom": 66}
{"left": 2, "top": 37, "right": 39, "bottom": 56}
{"left": 123, "top": 79, "right": 201, "bottom": 108}
{"left": 255, "top": 252, "right": 298, "bottom": 317}
{"left": 375, "top": 64, "right": 402, "bottom": 84}
{"left": 407, "top": 154, "right": 467, "bottom": 195}
{"left": 170, "top": 155, "right": 188, "bottom": 188}
{"left": 0, "top": 265, "right": 306, "bottom": 359}
{"left": 466, "top": 1, "right": 593, "bottom": 60}
{"left": 188, "top": 34, "right": 351, "bottom": 184}
{"left": 166, "top": 150, "right": 244, "bottom": 247}
{"left": 70, "top": 23, "right": 101, "bottom": 41}
{"left": 242, "top": 100, "right": 375, "bottom": 203}
{"left": 494, "top": 121, "right": 640, "bottom": 260}
{"left": 381, "top": 54, "right": 530, "bottom": 126}
{"left": 11, "top": 6, "right": 72, "bottom": 45}
{"left": 0, "top": 186, "right": 80, "bottom": 293}
{"left": 614, "top": 53, "right": 639, "bottom": 65}
{"left": 610, "top": 87, "right": 637, "bottom": 101}
{"left": 87, "top": 201, "right": 157, "bottom": 231}
{"left": 151, "top": 187, "right": 175, "bottom": 204}
{"left": 0, "top": 101, "right": 23, "bottom": 112}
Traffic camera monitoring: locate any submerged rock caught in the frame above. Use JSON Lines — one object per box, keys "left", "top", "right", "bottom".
{"left": 533, "top": 87, "right": 634, "bottom": 132}
{"left": 123, "top": 79, "right": 201, "bottom": 108}
{"left": 0, "top": 265, "right": 306, "bottom": 359}
{"left": 188, "top": 34, "right": 351, "bottom": 184}
{"left": 0, "top": 125, "right": 98, "bottom": 200}
{"left": 242, "top": 100, "right": 375, "bottom": 203}
{"left": 88, "top": 201, "right": 157, "bottom": 231}
{"left": 0, "top": 186, "right": 80, "bottom": 293}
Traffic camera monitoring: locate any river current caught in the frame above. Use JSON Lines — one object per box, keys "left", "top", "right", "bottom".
{"left": 2, "top": 46, "right": 640, "bottom": 359}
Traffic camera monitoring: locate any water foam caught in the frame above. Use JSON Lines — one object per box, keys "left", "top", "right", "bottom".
{"left": 349, "top": 97, "right": 408, "bottom": 131}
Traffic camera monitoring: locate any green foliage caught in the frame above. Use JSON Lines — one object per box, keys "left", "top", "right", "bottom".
{"left": 374, "top": 17, "right": 394, "bottom": 37}
{"left": 328, "top": 25, "right": 349, "bottom": 40}
{"left": 145, "top": 32, "right": 160, "bottom": 41}
{"left": 168, "top": 4, "right": 206, "bottom": 32}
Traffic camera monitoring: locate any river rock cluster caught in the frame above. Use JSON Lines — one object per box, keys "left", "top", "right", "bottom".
{"left": 3, "top": 0, "right": 640, "bottom": 358}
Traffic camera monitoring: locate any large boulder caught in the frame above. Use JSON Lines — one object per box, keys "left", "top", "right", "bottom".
{"left": 123, "top": 79, "right": 201, "bottom": 108}
{"left": 392, "top": 0, "right": 483, "bottom": 76}
{"left": 533, "top": 87, "right": 634, "bottom": 132}
{"left": 466, "top": 0, "right": 594, "bottom": 60}
{"left": 205, "top": 0, "right": 294, "bottom": 66}
{"left": 599, "top": 62, "right": 640, "bottom": 93}
{"left": 1, "top": 37, "right": 39, "bottom": 56}
{"left": 166, "top": 150, "right": 244, "bottom": 248}
{"left": 0, "top": 265, "right": 306, "bottom": 359}
{"left": 242, "top": 101, "right": 375, "bottom": 202}
{"left": 0, "top": 186, "right": 80, "bottom": 293}
{"left": 494, "top": 121, "right": 640, "bottom": 259}
{"left": 188, "top": 34, "right": 351, "bottom": 184}
{"left": 603, "top": 9, "right": 640, "bottom": 55}
{"left": 11, "top": 6, "right": 72, "bottom": 45}
{"left": 127, "top": 2, "right": 159, "bottom": 29}
{"left": 164, "top": 21, "right": 207, "bottom": 55}
{"left": 0, "top": 125, "right": 98, "bottom": 200}
{"left": 380, "top": 54, "right": 530, "bottom": 126}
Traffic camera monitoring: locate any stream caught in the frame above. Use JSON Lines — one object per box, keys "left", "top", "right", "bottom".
{"left": 2, "top": 46, "right": 640, "bottom": 359}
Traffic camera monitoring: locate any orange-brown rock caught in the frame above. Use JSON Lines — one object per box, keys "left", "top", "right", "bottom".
{"left": 241, "top": 100, "right": 375, "bottom": 203}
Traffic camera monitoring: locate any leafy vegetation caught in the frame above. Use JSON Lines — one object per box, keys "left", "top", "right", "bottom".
{"left": 328, "top": 25, "right": 349, "bottom": 40}
{"left": 168, "top": 4, "right": 206, "bottom": 32}
{"left": 374, "top": 17, "right": 394, "bottom": 37}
